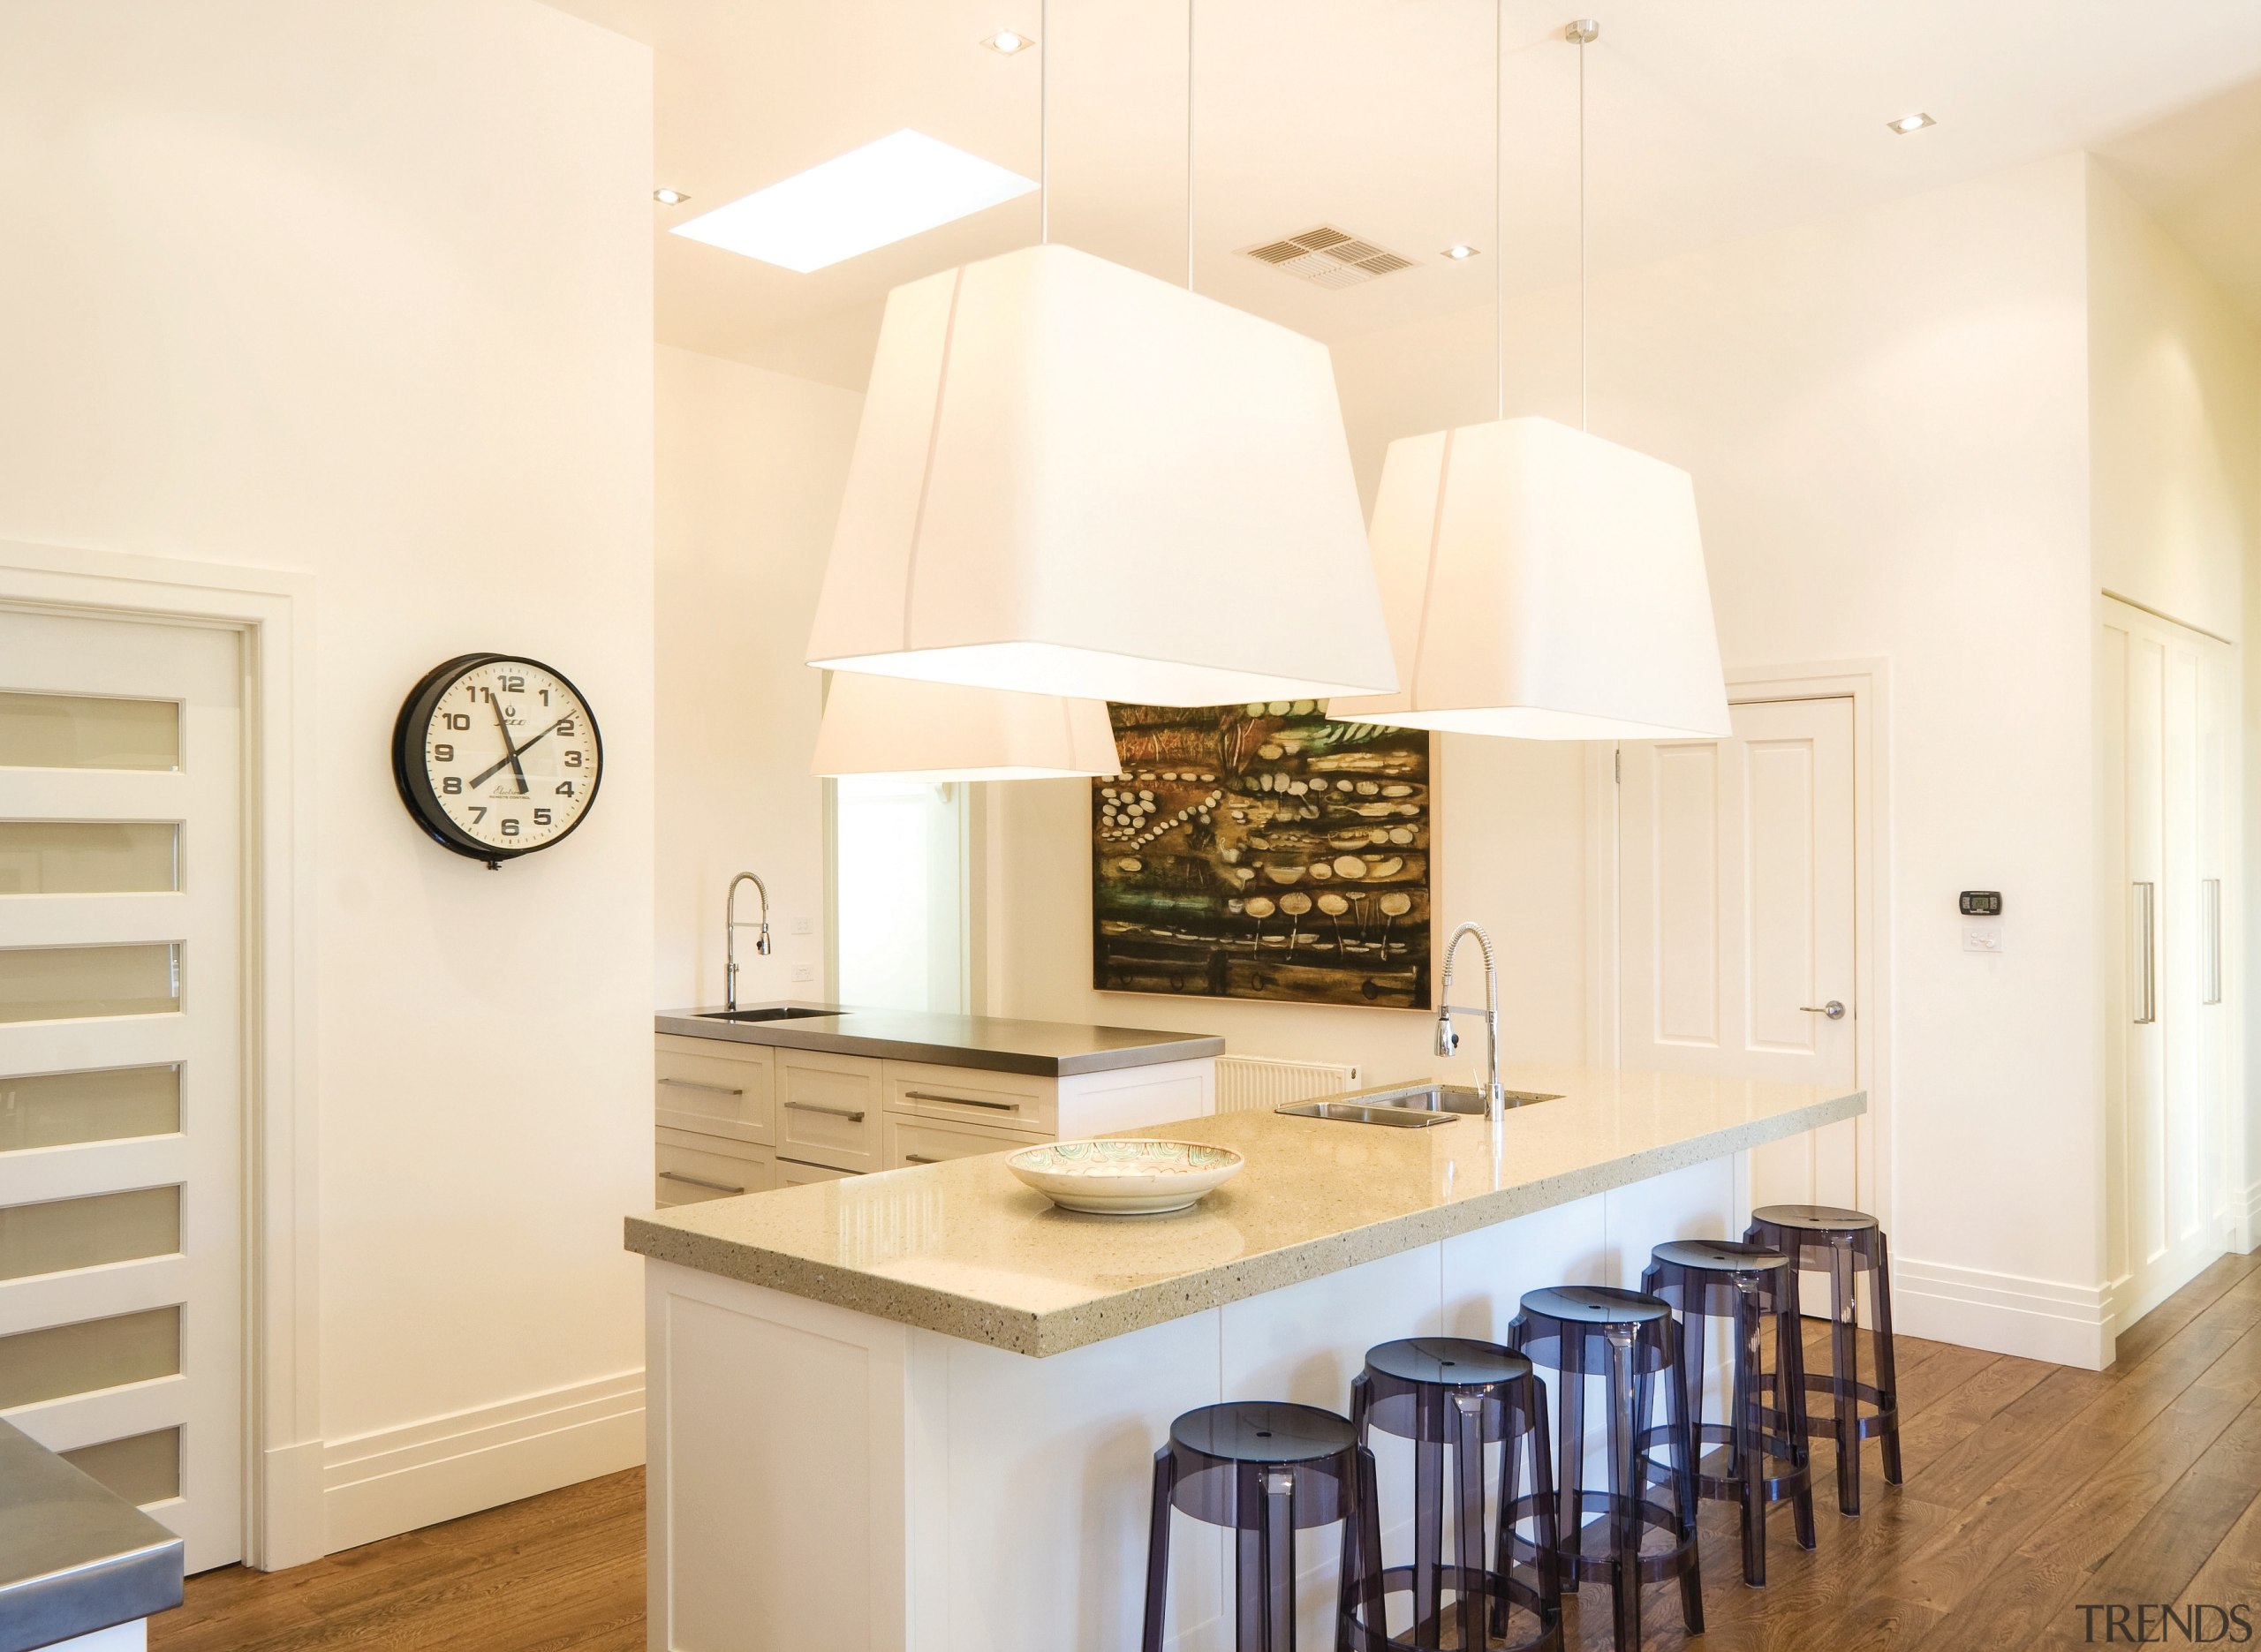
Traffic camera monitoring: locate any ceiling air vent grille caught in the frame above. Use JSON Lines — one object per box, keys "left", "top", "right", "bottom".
{"left": 1238, "top": 225, "right": 1419, "bottom": 290}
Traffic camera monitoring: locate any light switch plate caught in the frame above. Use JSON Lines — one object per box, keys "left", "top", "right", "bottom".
{"left": 1963, "top": 925, "right": 2003, "bottom": 954}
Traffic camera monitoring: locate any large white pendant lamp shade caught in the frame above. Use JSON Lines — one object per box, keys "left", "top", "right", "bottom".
{"left": 803, "top": 242, "right": 1398, "bottom": 707}
{"left": 1328, "top": 417, "right": 1730, "bottom": 740}
{"left": 811, "top": 672, "right": 1121, "bottom": 781}
{"left": 1333, "top": 13, "right": 1728, "bottom": 743}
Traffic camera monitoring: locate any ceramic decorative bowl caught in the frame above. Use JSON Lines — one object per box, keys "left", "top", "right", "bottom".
{"left": 1005, "top": 1138, "right": 1245, "bottom": 1215}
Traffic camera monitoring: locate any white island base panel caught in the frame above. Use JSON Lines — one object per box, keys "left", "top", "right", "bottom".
{"left": 646, "top": 1154, "right": 1751, "bottom": 1652}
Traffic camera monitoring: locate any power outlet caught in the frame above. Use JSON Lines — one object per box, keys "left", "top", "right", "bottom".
{"left": 1963, "top": 925, "right": 2003, "bottom": 954}
{"left": 791, "top": 916, "right": 813, "bottom": 936}
{"left": 791, "top": 964, "right": 815, "bottom": 983}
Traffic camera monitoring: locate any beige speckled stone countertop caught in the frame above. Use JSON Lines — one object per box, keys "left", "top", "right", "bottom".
{"left": 624, "top": 1063, "right": 1864, "bottom": 1357}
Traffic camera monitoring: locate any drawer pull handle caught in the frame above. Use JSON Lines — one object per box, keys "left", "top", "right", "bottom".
{"left": 904, "top": 1154, "right": 941, "bottom": 1165}
{"left": 659, "top": 1170, "right": 745, "bottom": 1196}
{"left": 659, "top": 1077, "right": 745, "bottom": 1098}
{"left": 903, "top": 1090, "right": 1018, "bottom": 1112}
{"left": 785, "top": 1100, "right": 867, "bottom": 1123}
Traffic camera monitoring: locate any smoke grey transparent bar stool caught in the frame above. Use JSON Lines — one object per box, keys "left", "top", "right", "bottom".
{"left": 1343, "top": 1338, "right": 1562, "bottom": 1652}
{"left": 1640, "top": 1238, "right": 1818, "bottom": 1584}
{"left": 1744, "top": 1203, "right": 1902, "bottom": 1515}
{"left": 1509, "top": 1286, "right": 1702, "bottom": 1652}
{"left": 1142, "top": 1399, "right": 1370, "bottom": 1652}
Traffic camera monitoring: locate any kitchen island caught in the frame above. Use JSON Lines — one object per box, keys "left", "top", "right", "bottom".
{"left": 626, "top": 1063, "right": 1863, "bottom": 1651}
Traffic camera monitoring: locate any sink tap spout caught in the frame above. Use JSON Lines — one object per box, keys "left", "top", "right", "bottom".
{"left": 1437, "top": 921, "right": 1502, "bottom": 1127}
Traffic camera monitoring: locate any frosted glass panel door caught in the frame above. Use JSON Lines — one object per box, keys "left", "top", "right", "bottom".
{"left": 0, "top": 607, "right": 242, "bottom": 1572}
{"left": 1618, "top": 698, "right": 1862, "bottom": 1252}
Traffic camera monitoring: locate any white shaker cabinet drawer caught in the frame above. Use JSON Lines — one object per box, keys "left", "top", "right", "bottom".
{"left": 776, "top": 1050, "right": 884, "bottom": 1173}
{"left": 655, "top": 1128, "right": 775, "bottom": 1207}
{"left": 883, "top": 1112, "right": 1046, "bottom": 1170}
{"left": 777, "top": 1157, "right": 857, "bottom": 1187}
{"left": 882, "top": 1059, "right": 1056, "bottom": 1135}
{"left": 655, "top": 1035, "right": 775, "bottom": 1146}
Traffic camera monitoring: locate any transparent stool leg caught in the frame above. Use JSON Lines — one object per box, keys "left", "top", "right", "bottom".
{"left": 1606, "top": 1324, "right": 1643, "bottom": 1652}
{"left": 1453, "top": 1393, "right": 1486, "bottom": 1652}
{"left": 1142, "top": 1447, "right": 1176, "bottom": 1652}
{"left": 1830, "top": 1236, "right": 1861, "bottom": 1515}
{"left": 1733, "top": 1274, "right": 1766, "bottom": 1587}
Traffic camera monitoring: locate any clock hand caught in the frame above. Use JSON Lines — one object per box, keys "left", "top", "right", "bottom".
{"left": 491, "top": 696, "right": 531, "bottom": 796}
{"left": 465, "top": 715, "right": 570, "bottom": 790}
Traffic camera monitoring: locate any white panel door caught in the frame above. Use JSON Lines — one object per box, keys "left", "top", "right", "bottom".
{"left": 2102, "top": 598, "right": 2227, "bottom": 1328}
{"left": 1619, "top": 698, "right": 1859, "bottom": 1224}
{"left": 0, "top": 607, "right": 243, "bottom": 1572}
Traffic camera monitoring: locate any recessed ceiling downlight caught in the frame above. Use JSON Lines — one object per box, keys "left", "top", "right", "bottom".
{"left": 981, "top": 28, "right": 1035, "bottom": 55}
{"left": 1443, "top": 245, "right": 1478, "bottom": 260}
{"left": 1888, "top": 112, "right": 1936, "bottom": 134}
{"left": 653, "top": 188, "right": 690, "bottom": 205}
{"left": 670, "top": 131, "right": 1037, "bottom": 273}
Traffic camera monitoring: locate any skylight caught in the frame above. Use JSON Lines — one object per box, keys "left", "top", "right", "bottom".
{"left": 670, "top": 130, "right": 1037, "bottom": 274}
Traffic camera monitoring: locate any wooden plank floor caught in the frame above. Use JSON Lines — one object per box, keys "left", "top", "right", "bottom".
{"left": 155, "top": 1251, "right": 2261, "bottom": 1651}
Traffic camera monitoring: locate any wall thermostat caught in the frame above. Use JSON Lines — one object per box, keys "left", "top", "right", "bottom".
{"left": 1960, "top": 891, "right": 2002, "bottom": 917}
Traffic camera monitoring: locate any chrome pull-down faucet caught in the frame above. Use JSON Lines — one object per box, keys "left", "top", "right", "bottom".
{"left": 1435, "top": 921, "right": 1503, "bottom": 1126}
{"left": 723, "top": 871, "right": 773, "bottom": 1012}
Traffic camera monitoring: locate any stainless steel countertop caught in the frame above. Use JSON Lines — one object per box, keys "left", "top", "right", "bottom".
{"left": 654, "top": 1004, "right": 1223, "bottom": 1077}
{"left": 0, "top": 1418, "right": 183, "bottom": 1652}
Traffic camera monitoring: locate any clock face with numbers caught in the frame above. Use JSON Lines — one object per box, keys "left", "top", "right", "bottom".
{"left": 390, "top": 654, "right": 603, "bottom": 865}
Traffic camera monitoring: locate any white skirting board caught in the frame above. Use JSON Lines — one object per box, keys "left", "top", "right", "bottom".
{"left": 321, "top": 1370, "right": 644, "bottom": 1554}
{"left": 1887, "top": 1256, "right": 2114, "bottom": 1370}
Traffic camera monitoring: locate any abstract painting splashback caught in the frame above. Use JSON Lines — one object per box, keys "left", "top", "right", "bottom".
{"left": 1093, "top": 702, "right": 1433, "bottom": 1008}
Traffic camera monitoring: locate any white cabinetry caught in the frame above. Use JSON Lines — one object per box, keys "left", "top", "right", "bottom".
{"left": 775, "top": 1050, "right": 886, "bottom": 1173}
{"left": 2102, "top": 598, "right": 2238, "bottom": 1331}
{"left": 655, "top": 1127, "right": 775, "bottom": 1207}
{"left": 654, "top": 1033, "right": 1214, "bottom": 1192}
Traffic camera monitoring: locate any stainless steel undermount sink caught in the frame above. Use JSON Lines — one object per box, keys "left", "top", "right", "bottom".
{"left": 695, "top": 1006, "right": 837, "bottom": 1023}
{"left": 1277, "top": 1099, "right": 1455, "bottom": 1129}
{"left": 1278, "top": 1081, "right": 1564, "bottom": 1127}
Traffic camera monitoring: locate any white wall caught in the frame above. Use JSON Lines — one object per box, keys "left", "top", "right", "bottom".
{"left": 1573, "top": 155, "right": 2100, "bottom": 1362}
{"left": 0, "top": 0, "right": 654, "bottom": 1553}
{"left": 2085, "top": 162, "right": 2261, "bottom": 1222}
{"left": 2089, "top": 162, "right": 2258, "bottom": 642}
{"left": 654, "top": 345, "right": 858, "bottom": 1008}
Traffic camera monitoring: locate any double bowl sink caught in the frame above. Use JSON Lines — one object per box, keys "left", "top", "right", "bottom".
{"left": 1279, "top": 1081, "right": 1562, "bottom": 1128}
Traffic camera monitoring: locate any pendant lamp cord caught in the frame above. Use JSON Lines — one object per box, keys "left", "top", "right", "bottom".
{"left": 1039, "top": 0, "right": 1049, "bottom": 244}
{"left": 1186, "top": 0, "right": 1196, "bottom": 290}
{"left": 1577, "top": 22, "right": 1589, "bottom": 431}
{"left": 1493, "top": 0, "right": 1503, "bottom": 420}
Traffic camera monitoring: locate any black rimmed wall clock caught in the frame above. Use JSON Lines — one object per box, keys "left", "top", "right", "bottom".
{"left": 391, "top": 653, "right": 603, "bottom": 867}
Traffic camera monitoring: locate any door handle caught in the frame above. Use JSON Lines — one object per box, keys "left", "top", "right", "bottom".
{"left": 2133, "top": 882, "right": 2157, "bottom": 1024}
{"left": 1798, "top": 1000, "right": 1846, "bottom": 1021}
{"left": 658, "top": 1076, "right": 745, "bottom": 1098}
{"left": 2204, "top": 878, "right": 2222, "bottom": 1007}
{"left": 904, "top": 1154, "right": 941, "bottom": 1165}
{"left": 902, "top": 1090, "right": 1019, "bottom": 1111}
{"left": 659, "top": 1170, "right": 745, "bottom": 1196}
{"left": 784, "top": 1100, "right": 866, "bottom": 1123}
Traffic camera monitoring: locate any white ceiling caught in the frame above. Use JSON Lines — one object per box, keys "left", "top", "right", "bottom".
{"left": 546, "top": 0, "right": 2261, "bottom": 386}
